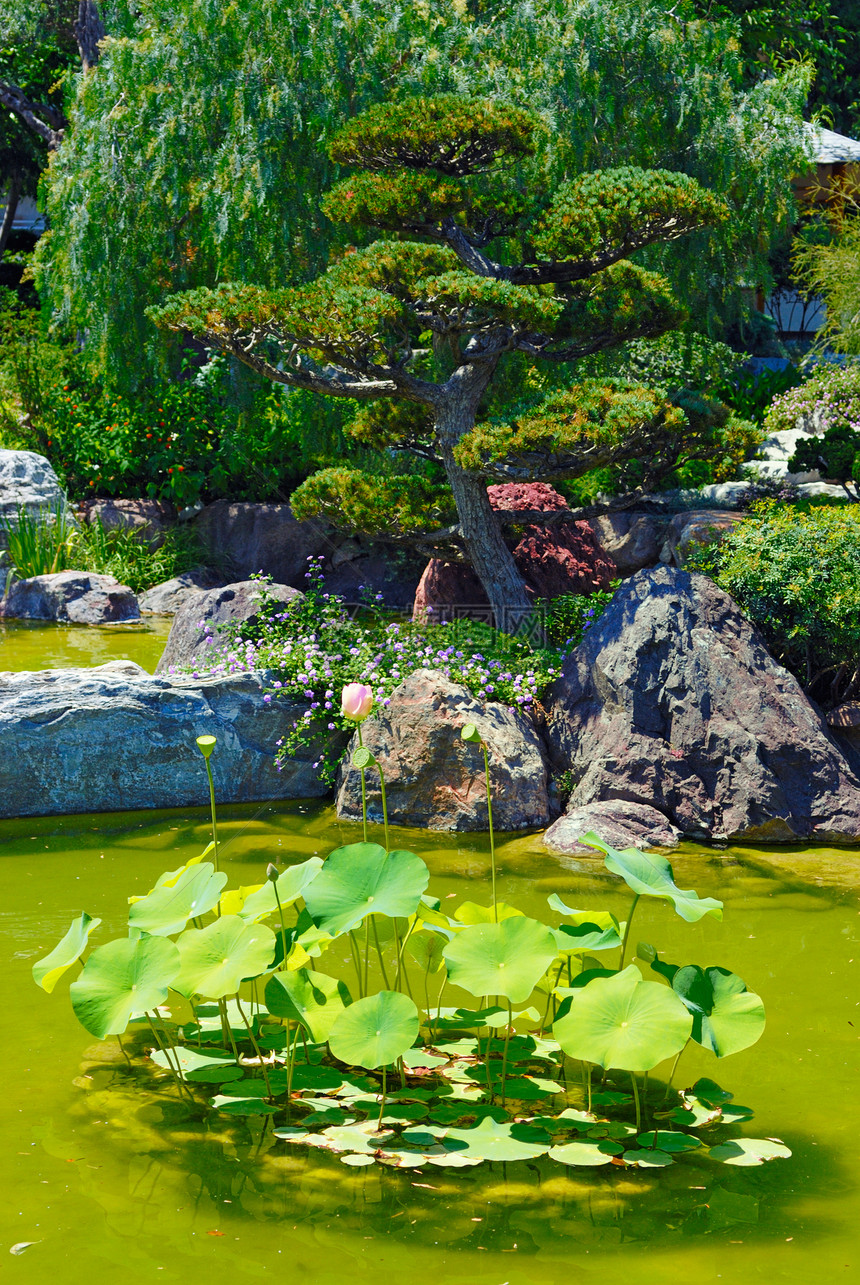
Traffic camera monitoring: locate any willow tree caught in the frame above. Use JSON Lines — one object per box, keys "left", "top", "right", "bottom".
{"left": 152, "top": 96, "right": 733, "bottom": 626}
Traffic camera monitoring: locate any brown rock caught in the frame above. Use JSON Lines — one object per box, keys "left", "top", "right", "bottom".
{"left": 0, "top": 571, "right": 140, "bottom": 624}
{"left": 412, "top": 559, "right": 490, "bottom": 623}
{"left": 335, "top": 669, "right": 550, "bottom": 831}
{"left": 156, "top": 580, "right": 302, "bottom": 673}
{"left": 84, "top": 498, "right": 176, "bottom": 548}
{"left": 545, "top": 565, "right": 860, "bottom": 843}
{"left": 544, "top": 800, "right": 681, "bottom": 854}
{"left": 585, "top": 512, "right": 667, "bottom": 575}
{"left": 512, "top": 522, "right": 616, "bottom": 598}
{"left": 659, "top": 509, "right": 743, "bottom": 568}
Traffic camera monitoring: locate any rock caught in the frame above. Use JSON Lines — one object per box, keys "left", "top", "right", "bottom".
{"left": 512, "top": 522, "right": 617, "bottom": 598}
{"left": 0, "top": 571, "right": 140, "bottom": 624}
{"left": 83, "top": 498, "right": 176, "bottom": 547}
{"left": 796, "top": 481, "right": 850, "bottom": 501}
{"left": 696, "top": 482, "right": 754, "bottom": 508}
{"left": 156, "top": 580, "right": 302, "bottom": 673}
{"left": 0, "top": 664, "right": 332, "bottom": 818}
{"left": 321, "top": 548, "right": 425, "bottom": 610}
{"left": 487, "top": 482, "right": 570, "bottom": 512}
{"left": 0, "top": 449, "right": 68, "bottom": 548}
{"left": 585, "top": 512, "right": 666, "bottom": 576}
{"left": 827, "top": 702, "right": 860, "bottom": 778}
{"left": 194, "top": 501, "right": 331, "bottom": 587}
{"left": 544, "top": 800, "right": 681, "bottom": 854}
{"left": 659, "top": 510, "right": 743, "bottom": 568}
{"left": 413, "top": 559, "right": 489, "bottom": 622}
{"left": 545, "top": 566, "right": 860, "bottom": 843}
{"left": 138, "top": 567, "right": 226, "bottom": 615}
{"left": 335, "top": 669, "right": 550, "bottom": 831}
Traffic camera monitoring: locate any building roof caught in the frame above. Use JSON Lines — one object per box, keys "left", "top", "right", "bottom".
{"left": 804, "top": 121, "right": 860, "bottom": 165}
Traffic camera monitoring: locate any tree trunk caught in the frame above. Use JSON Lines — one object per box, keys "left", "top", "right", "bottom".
{"left": 435, "top": 384, "right": 534, "bottom": 633}
{"left": 0, "top": 170, "right": 22, "bottom": 263}
{"left": 74, "top": 0, "right": 106, "bottom": 72}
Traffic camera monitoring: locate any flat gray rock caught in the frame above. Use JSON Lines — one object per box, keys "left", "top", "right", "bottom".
{"left": 0, "top": 664, "right": 332, "bottom": 817}
{"left": 545, "top": 566, "right": 860, "bottom": 843}
{"left": 138, "top": 568, "right": 226, "bottom": 615}
{"left": 544, "top": 800, "right": 680, "bottom": 855}
{"left": 0, "top": 570, "right": 140, "bottom": 624}
{"left": 156, "top": 580, "right": 301, "bottom": 673}
{"left": 336, "top": 669, "right": 550, "bottom": 831}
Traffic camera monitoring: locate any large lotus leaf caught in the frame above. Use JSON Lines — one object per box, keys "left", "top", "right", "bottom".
{"left": 172, "top": 916, "right": 276, "bottom": 998}
{"left": 672, "top": 965, "right": 766, "bottom": 1058}
{"left": 442, "top": 916, "right": 558, "bottom": 1005}
{"left": 454, "top": 901, "right": 524, "bottom": 925}
{"left": 329, "top": 991, "right": 419, "bottom": 1070}
{"left": 550, "top": 1138, "right": 616, "bottom": 1167}
{"left": 548, "top": 896, "right": 623, "bottom": 935}
{"left": 708, "top": 1137, "right": 791, "bottom": 1166}
{"left": 265, "top": 968, "right": 352, "bottom": 1042}
{"left": 128, "top": 862, "right": 227, "bottom": 937}
{"left": 33, "top": 912, "right": 102, "bottom": 993}
{"left": 442, "top": 1116, "right": 550, "bottom": 1162}
{"left": 235, "top": 858, "right": 325, "bottom": 922}
{"left": 553, "top": 921, "right": 623, "bottom": 955}
{"left": 127, "top": 843, "right": 214, "bottom": 904}
{"left": 554, "top": 965, "right": 692, "bottom": 1073}
{"left": 70, "top": 934, "right": 181, "bottom": 1038}
{"left": 303, "top": 843, "right": 429, "bottom": 936}
{"left": 406, "top": 924, "right": 447, "bottom": 973}
{"left": 580, "top": 833, "right": 723, "bottom": 923}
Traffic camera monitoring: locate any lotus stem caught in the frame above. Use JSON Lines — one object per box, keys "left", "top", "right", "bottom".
{"left": 500, "top": 1001, "right": 513, "bottom": 1106}
{"left": 394, "top": 917, "right": 417, "bottom": 993}
{"left": 347, "top": 930, "right": 364, "bottom": 998}
{"left": 145, "top": 1012, "right": 190, "bottom": 1103}
{"left": 272, "top": 878, "right": 290, "bottom": 971}
{"left": 377, "top": 1064, "right": 388, "bottom": 1130}
{"left": 377, "top": 758, "right": 390, "bottom": 853}
{"left": 357, "top": 725, "right": 368, "bottom": 843}
{"left": 618, "top": 894, "right": 640, "bottom": 970}
{"left": 631, "top": 1073, "right": 642, "bottom": 1133}
{"left": 587, "top": 1064, "right": 593, "bottom": 1115}
{"left": 482, "top": 745, "right": 497, "bottom": 922}
{"left": 235, "top": 993, "right": 273, "bottom": 1101}
{"left": 371, "top": 916, "right": 391, "bottom": 989}
{"left": 218, "top": 996, "right": 240, "bottom": 1061}
{"left": 663, "top": 1039, "right": 690, "bottom": 1101}
{"left": 364, "top": 916, "right": 370, "bottom": 994}
{"left": 116, "top": 1031, "right": 133, "bottom": 1069}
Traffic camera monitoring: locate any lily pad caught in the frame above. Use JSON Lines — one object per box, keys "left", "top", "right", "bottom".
{"left": 549, "top": 1140, "right": 615, "bottom": 1167}
{"left": 635, "top": 1130, "right": 702, "bottom": 1153}
{"left": 33, "top": 912, "right": 102, "bottom": 993}
{"left": 443, "top": 1116, "right": 551, "bottom": 1162}
{"left": 303, "top": 843, "right": 429, "bottom": 936}
{"left": 329, "top": 991, "right": 420, "bottom": 1070}
{"left": 708, "top": 1137, "right": 791, "bottom": 1166}
{"left": 672, "top": 965, "right": 766, "bottom": 1057}
{"left": 625, "top": 1149, "right": 674, "bottom": 1167}
{"left": 580, "top": 834, "right": 723, "bottom": 924}
{"left": 172, "top": 916, "right": 276, "bottom": 998}
{"left": 149, "top": 1045, "right": 239, "bottom": 1081}
{"left": 265, "top": 968, "right": 352, "bottom": 1042}
{"left": 235, "top": 858, "right": 325, "bottom": 922}
{"left": 554, "top": 965, "right": 692, "bottom": 1073}
{"left": 70, "top": 934, "right": 181, "bottom": 1039}
{"left": 453, "top": 901, "right": 524, "bottom": 924}
{"left": 442, "top": 916, "right": 558, "bottom": 1005}
{"left": 128, "top": 862, "right": 227, "bottom": 937}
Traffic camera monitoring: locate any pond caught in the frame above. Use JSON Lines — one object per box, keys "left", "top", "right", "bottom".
{"left": 2, "top": 799, "right": 858, "bottom": 1285}
{"left": 0, "top": 617, "right": 172, "bottom": 673}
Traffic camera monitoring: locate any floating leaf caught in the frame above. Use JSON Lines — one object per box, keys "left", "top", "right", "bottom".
{"left": 685, "top": 1077, "right": 734, "bottom": 1109}
{"left": 33, "top": 912, "right": 102, "bottom": 993}
{"left": 149, "top": 1045, "right": 239, "bottom": 1081}
{"left": 172, "top": 917, "right": 276, "bottom": 998}
{"left": 329, "top": 991, "right": 420, "bottom": 1070}
{"left": 442, "top": 1116, "right": 550, "bottom": 1162}
{"left": 549, "top": 1140, "right": 615, "bottom": 1167}
{"left": 554, "top": 965, "right": 692, "bottom": 1073}
{"left": 706, "top": 1187, "right": 760, "bottom": 1227}
{"left": 128, "top": 863, "right": 227, "bottom": 937}
{"left": 341, "top": 1153, "right": 375, "bottom": 1166}
{"left": 624, "top": 1149, "right": 673, "bottom": 1167}
{"left": 442, "top": 916, "right": 558, "bottom": 1004}
{"left": 708, "top": 1138, "right": 791, "bottom": 1166}
{"left": 636, "top": 1130, "right": 702, "bottom": 1153}
{"left": 303, "top": 843, "right": 429, "bottom": 936}
{"left": 265, "top": 968, "right": 351, "bottom": 1042}
{"left": 235, "top": 858, "right": 324, "bottom": 922}
{"left": 70, "top": 935, "right": 180, "bottom": 1038}
{"left": 580, "top": 834, "right": 723, "bottom": 923}
{"left": 671, "top": 965, "right": 766, "bottom": 1058}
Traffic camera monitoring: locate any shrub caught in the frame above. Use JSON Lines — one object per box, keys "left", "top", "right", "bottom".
{"left": 763, "top": 362, "right": 860, "bottom": 437}
{"left": 691, "top": 501, "right": 860, "bottom": 696}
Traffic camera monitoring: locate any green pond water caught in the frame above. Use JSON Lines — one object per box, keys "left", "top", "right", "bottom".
{"left": 2, "top": 800, "right": 859, "bottom": 1285}
{"left": 0, "top": 617, "right": 172, "bottom": 673}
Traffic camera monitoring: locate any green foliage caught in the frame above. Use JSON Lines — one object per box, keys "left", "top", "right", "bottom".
{"left": 290, "top": 468, "right": 455, "bottom": 537}
{"left": 546, "top": 585, "right": 618, "bottom": 648}
{"left": 0, "top": 501, "right": 77, "bottom": 576}
{"left": 581, "top": 329, "right": 744, "bottom": 395}
{"left": 793, "top": 216, "right": 860, "bottom": 357}
{"left": 790, "top": 424, "right": 860, "bottom": 496}
{"left": 691, "top": 501, "right": 860, "bottom": 687}
{"left": 718, "top": 365, "right": 807, "bottom": 427}
{"left": 34, "top": 733, "right": 781, "bottom": 1171}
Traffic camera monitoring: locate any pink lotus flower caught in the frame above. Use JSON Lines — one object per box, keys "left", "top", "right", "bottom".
{"left": 341, "top": 683, "right": 374, "bottom": 721}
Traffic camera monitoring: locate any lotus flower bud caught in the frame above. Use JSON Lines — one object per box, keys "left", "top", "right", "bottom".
{"left": 196, "top": 734, "right": 216, "bottom": 759}
{"left": 341, "top": 683, "right": 373, "bottom": 721}
{"left": 266, "top": 863, "right": 279, "bottom": 882}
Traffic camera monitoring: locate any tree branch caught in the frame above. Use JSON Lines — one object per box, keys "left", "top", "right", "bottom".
{"left": 0, "top": 81, "right": 67, "bottom": 149}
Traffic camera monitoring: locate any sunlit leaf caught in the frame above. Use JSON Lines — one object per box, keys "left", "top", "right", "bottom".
{"left": 453, "top": 901, "right": 524, "bottom": 924}
{"left": 235, "top": 858, "right": 325, "bottom": 921}
{"left": 708, "top": 1137, "right": 791, "bottom": 1166}
{"left": 172, "top": 916, "right": 276, "bottom": 998}
{"left": 304, "top": 843, "right": 429, "bottom": 935}
{"left": 442, "top": 1116, "right": 550, "bottom": 1161}
{"left": 128, "top": 863, "right": 227, "bottom": 937}
{"left": 265, "top": 968, "right": 352, "bottom": 1042}
{"left": 442, "top": 916, "right": 557, "bottom": 1004}
{"left": 329, "top": 990, "right": 420, "bottom": 1070}
{"left": 580, "top": 834, "right": 723, "bottom": 923}
{"left": 554, "top": 964, "right": 692, "bottom": 1073}
{"left": 33, "top": 912, "right": 102, "bottom": 993}
{"left": 672, "top": 965, "right": 766, "bottom": 1058}
{"left": 70, "top": 934, "right": 180, "bottom": 1038}
{"left": 549, "top": 1140, "right": 615, "bottom": 1166}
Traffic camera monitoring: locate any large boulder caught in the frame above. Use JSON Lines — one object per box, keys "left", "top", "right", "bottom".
{"left": 659, "top": 510, "right": 744, "bottom": 568}
{"left": 0, "top": 662, "right": 332, "bottom": 818}
{"left": 413, "top": 559, "right": 489, "bottom": 622}
{"left": 194, "top": 501, "right": 330, "bottom": 587}
{"left": 0, "top": 449, "right": 69, "bottom": 550}
{"left": 545, "top": 565, "right": 860, "bottom": 843}
{"left": 585, "top": 512, "right": 667, "bottom": 576}
{"left": 0, "top": 571, "right": 140, "bottom": 624}
{"left": 544, "top": 800, "right": 681, "bottom": 855}
{"left": 138, "top": 567, "right": 226, "bottom": 615}
{"left": 83, "top": 497, "right": 176, "bottom": 547}
{"left": 336, "top": 669, "right": 550, "bottom": 831}
{"left": 156, "top": 580, "right": 302, "bottom": 673}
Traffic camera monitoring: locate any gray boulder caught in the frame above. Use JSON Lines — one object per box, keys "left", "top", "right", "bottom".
{"left": 83, "top": 498, "right": 176, "bottom": 548}
{"left": 0, "top": 570, "right": 140, "bottom": 624}
{"left": 659, "top": 510, "right": 743, "bottom": 569}
{"left": 585, "top": 512, "right": 667, "bottom": 576}
{"left": 336, "top": 669, "right": 550, "bottom": 831}
{"left": 194, "top": 501, "right": 331, "bottom": 587}
{"left": 139, "top": 567, "right": 226, "bottom": 615}
{"left": 156, "top": 580, "right": 302, "bottom": 673}
{"left": 545, "top": 566, "right": 860, "bottom": 843}
{"left": 0, "top": 449, "right": 69, "bottom": 549}
{"left": 0, "top": 663, "right": 332, "bottom": 818}
{"left": 544, "top": 800, "right": 681, "bottom": 855}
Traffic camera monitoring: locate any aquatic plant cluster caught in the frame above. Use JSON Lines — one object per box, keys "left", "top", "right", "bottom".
{"left": 180, "top": 558, "right": 599, "bottom": 781}
{"left": 33, "top": 715, "right": 789, "bottom": 1175}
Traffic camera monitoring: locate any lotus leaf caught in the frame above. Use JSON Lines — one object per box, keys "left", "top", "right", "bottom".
{"left": 172, "top": 916, "right": 276, "bottom": 998}
{"left": 554, "top": 965, "right": 692, "bottom": 1073}
{"left": 303, "top": 843, "right": 429, "bottom": 935}
{"left": 128, "top": 844, "right": 214, "bottom": 903}
{"left": 235, "top": 858, "right": 324, "bottom": 921}
{"left": 625, "top": 1149, "right": 674, "bottom": 1167}
{"left": 548, "top": 1140, "right": 615, "bottom": 1166}
{"left": 454, "top": 901, "right": 524, "bottom": 924}
{"left": 329, "top": 991, "right": 420, "bottom": 1069}
{"left": 265, "top": 968, "right": 352, "bottom": 1042}
{"left": 33, "top": 912, "right": 102, "bottom": 993}
{"left": 128, "top": 862, "right": 227, "bottom": 937}
{"left": 70, "top": 934, "right": 181, "bottom": 1038}
{"left": 636, "top": 1130, "right": 702, "bottom": 1152}
{"left": 553, "top": 921, "right": 623, "bottom": 954}
{"left": 580, "top": 834, "right": 723, "bottom": 923}
{"left": 149, "top": 1045, "right": 239, "bottom": 1080}
{"left": 442, "top": 1116, "right": 551, "bottom": 1161}
{"left": 708, "top": 1137, "right": 791, "bottom": 1166}
{"left": 442, "top": 916, "right": 557, "bottom": 1004}
{"left": 671, "top": 965, "right": 766, "bottom": 1057}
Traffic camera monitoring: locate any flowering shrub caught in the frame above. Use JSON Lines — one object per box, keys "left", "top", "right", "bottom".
{"left": 183, "top": 558, "right": 615, "bottom": 781}
{"left": 763, "top": 362, "right": 860, "bottom": 437}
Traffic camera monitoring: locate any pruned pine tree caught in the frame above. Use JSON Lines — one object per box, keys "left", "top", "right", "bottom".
{"left": 151, "top": 95, "right": 730, "bottom": 628}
